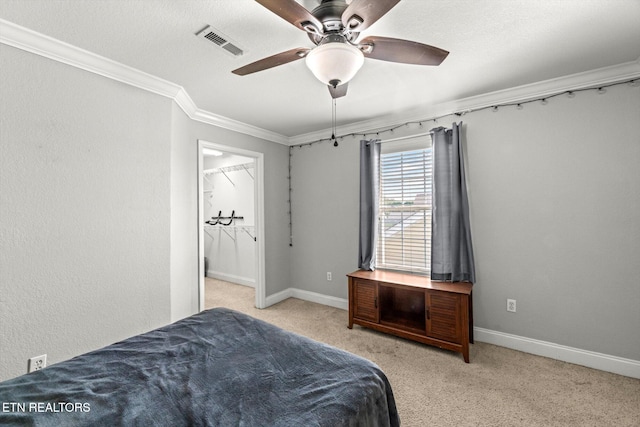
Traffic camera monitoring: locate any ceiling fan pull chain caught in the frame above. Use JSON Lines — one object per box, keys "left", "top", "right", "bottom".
{"left": 332, "top": 98, "right": 339, "bottom": 147}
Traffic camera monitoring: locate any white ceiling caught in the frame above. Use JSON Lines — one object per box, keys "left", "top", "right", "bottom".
{"left": 1, "top": 0, "right": 639, "bottom": 140}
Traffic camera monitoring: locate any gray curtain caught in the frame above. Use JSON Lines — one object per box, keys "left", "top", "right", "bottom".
{"left": 431, "top": 123, "right": 476, "bottom": 282}
{"left": 358, "top": 139, "right": 381, "bottom": 271}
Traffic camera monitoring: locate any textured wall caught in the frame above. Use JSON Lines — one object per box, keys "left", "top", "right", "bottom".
{"left": 289, "top": 83, "right": 640, "bottom": 361}
{"left": 0, "top": 43, "right": 293, "bottom": 381}
{"left": 463, "top": 83, "right": 640, "bottom": 360}
{"left": 0, "top": 46, "right": 173, "bottom": 380}
{"left": 169, "top": 103, "right": 200, "bottom": 322}
{"left": 177, "top": 119, "right": 291, "bottom": 298}
{"left": 289, "top": 140, "right": 361, "bottom": 299}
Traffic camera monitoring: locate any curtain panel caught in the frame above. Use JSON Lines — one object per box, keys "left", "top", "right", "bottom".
{"left": 358, "top": 139, "right": 381, "bottom": 271}
{"left": 430, "top": 123, "right": 476, "bottom": 282}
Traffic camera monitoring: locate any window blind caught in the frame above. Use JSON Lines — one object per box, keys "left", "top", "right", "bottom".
{"left": 376, "top": 144, "right": 432, "bottom": 275}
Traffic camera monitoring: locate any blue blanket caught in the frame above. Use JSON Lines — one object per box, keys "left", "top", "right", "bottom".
{"left": 0, "top": 307, "right": 399, "bottom": 426}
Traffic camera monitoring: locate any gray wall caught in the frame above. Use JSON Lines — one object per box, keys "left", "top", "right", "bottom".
{"left": 175, "top": 115, "right": 291, "bottom": 299}
{"left": 289, "top": 83, "right": 640, "bottom": 361}
{"left": 0, "top": 46, "right": 173, "bottom": 380}
{"left": 0, "top": 46, "right": 292, "bottom": 381}
{"left": 289, "top": 140, "right": 361, "bottom": 299}
{"left": 166, "top": 104, "right": 291, "bottom": 321}
{"left": 464, "top": 84, "right": 640, "bottom": 360}
{"left": 169, "top": 102, "right": 199, "bottom": 321}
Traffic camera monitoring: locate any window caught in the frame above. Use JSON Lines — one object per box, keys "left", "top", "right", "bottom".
{"left": 376, "top": 136, "right": 432, "bottom": 275}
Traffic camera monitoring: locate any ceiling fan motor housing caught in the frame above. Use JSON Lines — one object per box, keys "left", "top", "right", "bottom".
{"left": 313, "top": 0, "right": 348, "bottom": 30}
{"left": 307, "top": 0, "right": 359, "bottom": 44}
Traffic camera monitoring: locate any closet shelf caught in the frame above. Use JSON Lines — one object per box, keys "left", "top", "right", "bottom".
{"left": 203, "top": 162, "right": 254, "bottom": 186}
{"left": 204, "top": 225, "right": 256, "bottom": 242}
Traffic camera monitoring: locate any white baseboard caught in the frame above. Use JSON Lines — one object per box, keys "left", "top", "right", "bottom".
{"left": 206, "top": 270, "right": 255, "bottom": 288}
{"left": 289, "top": 288, "right": 349, "bottom": 310}
{"left": 474, "top": 327, "right": 640, "bottom": 379}
{"left": 264, "top": 288, "right": 640, "bottom": 379}
{"left": 265, "top": 287, "right": 348, "bottom": 311}
{"left": 264, "top": 288, "right": 292, "bottom": 307}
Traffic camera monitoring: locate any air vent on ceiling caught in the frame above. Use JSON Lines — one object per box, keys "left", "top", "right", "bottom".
{"left": 196, "top": 25, "right": 245, "bottom": 57}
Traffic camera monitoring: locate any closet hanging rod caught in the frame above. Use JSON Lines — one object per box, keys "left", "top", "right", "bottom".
{"left": 206, "top": 210, "right": 244, "bottom": 226}
{"left": 203, "top": 162, "right": 254, "bottom": 175}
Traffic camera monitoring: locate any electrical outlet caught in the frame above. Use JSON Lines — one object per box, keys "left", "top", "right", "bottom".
{"left": 507, "top": 299, "right": 516, "bottom": 313}
{"left": 28, "top": 354, "right": 47, "bottom": 373}
{"left": 326, "top": 272, "right": 332, "bottom": 281}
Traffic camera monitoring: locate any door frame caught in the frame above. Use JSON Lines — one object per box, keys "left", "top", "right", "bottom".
{"left": 197, "top": 139, "right": 266, "bottom": 310}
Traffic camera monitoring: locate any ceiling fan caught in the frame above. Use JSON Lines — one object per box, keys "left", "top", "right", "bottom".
{"left": 232, "top": 0, "right": 449, "bottom": 99}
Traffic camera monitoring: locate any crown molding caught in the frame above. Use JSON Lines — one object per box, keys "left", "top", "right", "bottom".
{"left": 0, "top": 19, "right": 182, "bottom": 100}
{"left": 2, "top": 18, "right": 638, "bottom": 147}
{"left": 0, "top": 18, "right": 289, "bottom": 145}
{"left": 289, "top": 59, "right": 640, "bottom": 145}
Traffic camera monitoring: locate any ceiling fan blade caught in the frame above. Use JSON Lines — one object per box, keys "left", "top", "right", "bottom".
{"left": 256, "top": 0, "right": 323, "bottom": 34}
{"left": 328, "top": 82, "right": 348, "bottom": 99}
{"left": 359, "top": 36, "right": 449, "bottom": 66}
{"left": 342, "top": 0, "right": 401, "bottom": 32}
{"left": 232, "top": 48, "right": 311, "bottom": 76}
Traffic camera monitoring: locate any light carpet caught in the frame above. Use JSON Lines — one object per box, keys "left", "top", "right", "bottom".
{"left": 205, "top": 278, "right": 640, "bottom": 427}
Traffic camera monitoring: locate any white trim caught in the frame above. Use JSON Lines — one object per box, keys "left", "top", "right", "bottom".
{"left": 289, "top": 289, "right": 348, "bottom": 310}
{"left": 263, "top": 289, "right": 639, "bottom": 379}
{"left": 264, "top": 287, "right": 349, "bottom": 311}
{"left": 264, "top": 288, "right": 293, "bottom": 307}
{"left": 0, "top": 18, "right": 182, "bottom": 99}
{"left": 289, "top": 59, "right": 640, "bottom": 145}
{"left": 474, "top": 327, "right": 640, "bottom": 379}
{"left": 198, "top": 143, "right": 205, "bottom": 312}
{"left": 197, "top": 140, "right": 266, "bottom": 310}
{"left": 0, "top": 18, "right": 288, "bottom": 146}
{"left": 206, "top": 271, "right": 256, "bottom": 288}
{"left": 190, "top": 106, "right": 288, "bottom": 145}
{"left": 2, "top": 18, "right": 638, "bottom": 147}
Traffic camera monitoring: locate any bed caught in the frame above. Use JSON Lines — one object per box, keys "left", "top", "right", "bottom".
{"left": 0, "top": 307, "right": 400, "bottom": 426}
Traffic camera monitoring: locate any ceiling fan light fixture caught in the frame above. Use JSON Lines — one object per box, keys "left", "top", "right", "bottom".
{"left": 305, "top": 42, "right": 364, "bottom": 87}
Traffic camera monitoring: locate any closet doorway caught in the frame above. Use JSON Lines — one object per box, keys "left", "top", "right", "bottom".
{"left": 197, "top": 140, "right": 266, "bottom": 310}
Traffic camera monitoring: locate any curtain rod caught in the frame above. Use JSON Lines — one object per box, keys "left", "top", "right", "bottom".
{"left": 377, "top": 131, "right": 435, "bottom": 144}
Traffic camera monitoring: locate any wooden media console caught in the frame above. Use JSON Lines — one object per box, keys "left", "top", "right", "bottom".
{"left": 347, "top": 270, "right": 473, "bottom": 362}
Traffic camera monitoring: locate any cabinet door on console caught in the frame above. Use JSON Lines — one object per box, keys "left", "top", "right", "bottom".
{"left": 353, "top": 279, "right": 379, "bottom": 322}
{"left": 426, "top": 290, "right": 463, "bottom": 344}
